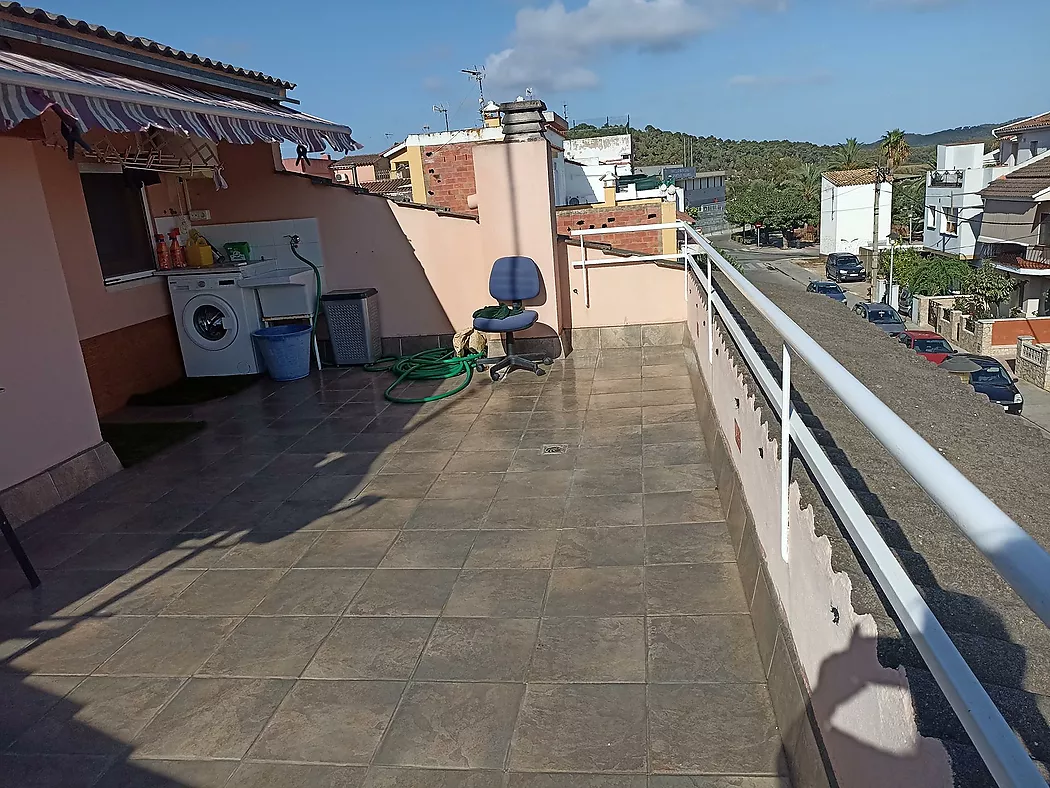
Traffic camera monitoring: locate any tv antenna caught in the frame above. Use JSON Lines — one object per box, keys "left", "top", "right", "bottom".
{"left": 421, "top": 124, "right": 430, "bottom": 133}
{"left": 461, "top": 66, "right": 486, "bottom": 119}
{"left": 432, "top": 104, "right": 449, "bottom": 132}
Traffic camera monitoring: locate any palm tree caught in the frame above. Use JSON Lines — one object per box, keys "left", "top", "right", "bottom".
{"left": 830, "top": 138, "right": 869, "bottom": 170}
{"left": 881, "top": 129, "right": 910, "bottom": 172}
{"left": 789, "top": 162, "right": 823, "bottom": 203}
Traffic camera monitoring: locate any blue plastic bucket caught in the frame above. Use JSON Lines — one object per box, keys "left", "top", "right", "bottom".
{"left": 252, "top": 325, "right": 312, "bottom": 381}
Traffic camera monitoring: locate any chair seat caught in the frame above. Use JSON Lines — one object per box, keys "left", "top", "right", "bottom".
{"left": 473, "top": 309, "right": 538, "bottom": 333}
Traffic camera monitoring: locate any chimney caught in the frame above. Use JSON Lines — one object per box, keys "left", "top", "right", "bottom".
{"left": 499, "top": 100, "right": 546, "bottom": 140}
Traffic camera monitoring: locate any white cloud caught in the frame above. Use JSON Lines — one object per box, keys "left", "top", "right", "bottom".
{"left": 485, "top": 0, "right": 781, "bottom": 94}
{"left": 728, "top": 71, "right": 831, "bottom": 89}
{"left": 422, "top": 75, "right": 446, "bottom": 92}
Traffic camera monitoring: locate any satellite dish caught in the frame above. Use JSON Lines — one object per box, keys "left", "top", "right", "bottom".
{"left": 569, "top": 196, "right": 580, "bottom": 205}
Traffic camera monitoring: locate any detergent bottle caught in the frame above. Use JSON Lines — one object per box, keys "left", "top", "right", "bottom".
{"left": 169, "top": 228, "right": 187, "bottom": 269}
{"left": 155, "top": 234, "right": 171, "bottom": 270}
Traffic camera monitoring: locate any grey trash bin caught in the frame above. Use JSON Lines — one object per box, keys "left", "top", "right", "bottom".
{"left": 320, "top": 289, "right": 382, "bottom": 365}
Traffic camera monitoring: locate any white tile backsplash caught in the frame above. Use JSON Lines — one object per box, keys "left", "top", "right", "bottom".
{"left": 191, "top": 219, "right": 323, "bottom": 266}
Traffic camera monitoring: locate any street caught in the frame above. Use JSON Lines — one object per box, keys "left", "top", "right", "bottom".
{"left": 718, "top": 238, "right": 1050, "bottom": 437}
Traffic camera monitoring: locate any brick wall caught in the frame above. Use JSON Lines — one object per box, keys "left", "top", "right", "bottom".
{"left": 556, "top": 203, "right": 665, "bottom": 254}
{"left": 80, "top": 316, "right": 184, "bottom": 416}
{"left": 422, "top": 142, "right": 478, "bottom": 215}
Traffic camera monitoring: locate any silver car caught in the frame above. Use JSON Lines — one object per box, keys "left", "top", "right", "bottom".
{"left": 853, "top": 302, "right": 905, "bottom": 335}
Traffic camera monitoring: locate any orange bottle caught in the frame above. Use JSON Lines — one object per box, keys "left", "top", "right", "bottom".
{"left": 169, "top": 229, "right": 187, "bottom": 269}
{"left": 155, "top": 234, "right": 171, "bottom": 270}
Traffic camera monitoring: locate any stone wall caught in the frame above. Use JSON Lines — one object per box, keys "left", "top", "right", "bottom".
{"left": 1016, "top": 336, "right": 1050, "bottom": 390}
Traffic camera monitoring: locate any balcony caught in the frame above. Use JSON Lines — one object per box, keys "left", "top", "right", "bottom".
{"left": 928, "top": 169, "right": 964, "bottom": 188}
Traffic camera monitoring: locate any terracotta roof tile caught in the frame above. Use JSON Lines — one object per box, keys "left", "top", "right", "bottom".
{"left": 980, "top": 154, "right": 1050, "bottom": 200}
{"left": 359, "top": 178, "right": 412, "bottom": 196}
{"left": 822, "top": 168, "right": 886, "bottom": 187}
{"left": 995, "top": 253, "right": 1050, "bottom": 271}
{"left": 995, "top": 112, "right": 1050, "bottom": 137}
{"left": 332, "top": 153, "right": 385, "bottom": 169}
{"left": 0, "top": 2, "right": 293, "bottom": 88}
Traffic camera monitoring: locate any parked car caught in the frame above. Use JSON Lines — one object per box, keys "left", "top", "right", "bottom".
{"left": 853, "top": 302, "right": 906, "bottom": 335}
{"left": 826, "top": 253, "right": 866, "bottom": 283}
{"left": 939, "top": 354, "right": 1023, "bottom": 414}
{"left": 806, "top": 280, "right": 847, "bottom": 302}
{"left": 898, "top": 330, "right": 954, "bottom": 364}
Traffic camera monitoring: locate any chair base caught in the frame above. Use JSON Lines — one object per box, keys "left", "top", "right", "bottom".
{"left": 476, "top": 332, "right": 552, "bottom": 381}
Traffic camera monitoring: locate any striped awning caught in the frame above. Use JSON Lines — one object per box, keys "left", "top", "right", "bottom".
{"left": 0, "top": 50, "right": 360, "bottom": 152}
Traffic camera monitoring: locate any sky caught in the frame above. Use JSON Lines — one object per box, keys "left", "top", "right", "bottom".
{"left": 41, "top": 0, "right": 1050, "bottom": 153}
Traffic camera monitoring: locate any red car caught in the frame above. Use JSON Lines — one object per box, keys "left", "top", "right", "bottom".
{"left": 898, "top": 330, "right": 954, "bottom": 364}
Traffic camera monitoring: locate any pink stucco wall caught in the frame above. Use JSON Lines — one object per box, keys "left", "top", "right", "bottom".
{"left": 564, "top": 242, "right": 686, "bottom": 328}
{"left": 185, "top": 143, "right": 489, "bottom": 337}
{"left": 0, "top": 136, "right": 102, "bottom": 490}
{"left": 34, "top": 143, "right": 171, "bottom": 340}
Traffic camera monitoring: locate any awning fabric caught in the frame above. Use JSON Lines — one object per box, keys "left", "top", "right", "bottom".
{"left": 0, "top": 50, "right": 360, "bottom": 152}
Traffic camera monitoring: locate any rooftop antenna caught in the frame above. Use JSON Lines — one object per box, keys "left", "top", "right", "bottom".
{"left": 432, "top": 104, "right": 449, "bottom": 133}
{"left": 525, "top": 87, "right": 533, "bottom": 98}
{"left": 422, "top": 124, "right": 430, "bottom": 133}
{"left": 462, "top": 66, "right": 486, "bottom": 120}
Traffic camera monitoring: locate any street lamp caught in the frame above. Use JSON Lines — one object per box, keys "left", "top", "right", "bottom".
{"left": 887, "top": 231, "right": 902, "bottom": 307}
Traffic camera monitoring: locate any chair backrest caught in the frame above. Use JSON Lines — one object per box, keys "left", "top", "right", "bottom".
{"left": 489, "top": 256, "right": 541, "bottom": 302}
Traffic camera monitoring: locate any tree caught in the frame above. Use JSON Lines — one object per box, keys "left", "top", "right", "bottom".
{"left": 881, "top": 129, "right": 911, "bottom": 172}
{"left": 958, "top": 263, "right": 1013, "bottom": 318}
{"left": 788, "top": 162, "right": 823, "bottom": 204}
{"left": 891, "top": 177, "right": 926, "bottom": 235}
{"left": 909, "top": 255, "right": 972, "bottom": 296}
{"left": 830, "top": 138, "right": 869, "bottom": 170}
{"left": 878, "top": 246, "right": 924, "bottom": 291}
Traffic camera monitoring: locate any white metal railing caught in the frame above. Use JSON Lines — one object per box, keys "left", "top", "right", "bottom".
{"left": 569, "top": 221, "right": 1050, "bottom": 787}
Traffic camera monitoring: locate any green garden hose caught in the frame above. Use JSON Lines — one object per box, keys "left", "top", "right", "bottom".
{"left": 365, "top": 347, "right": 485, "bottom": 404}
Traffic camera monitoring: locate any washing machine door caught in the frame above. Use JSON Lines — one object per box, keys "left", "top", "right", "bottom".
{"left": 182, "top": 293, "right": 240, "bottom": 351}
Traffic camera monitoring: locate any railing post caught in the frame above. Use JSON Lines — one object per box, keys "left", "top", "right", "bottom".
{"left": 781, "top": 345, "right": 791, "bottom": 562}
{"left": 580, "top": 235, "right": 589, "bottom": 308}
{"left": 706, "top": 251, "right": 713, "bottom": 364}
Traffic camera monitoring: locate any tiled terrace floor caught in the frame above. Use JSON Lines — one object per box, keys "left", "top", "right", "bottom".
{"left": 0, "top": 346, "right": 788, "bottom": 787}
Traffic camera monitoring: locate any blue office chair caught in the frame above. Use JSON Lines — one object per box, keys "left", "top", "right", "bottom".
{"left": 473, "top": 256, "right": 553, "bottom": 381}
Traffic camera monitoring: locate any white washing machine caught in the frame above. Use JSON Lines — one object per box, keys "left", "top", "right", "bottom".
{"left": 168, "top": 271, "right": 263, "bottom": 376}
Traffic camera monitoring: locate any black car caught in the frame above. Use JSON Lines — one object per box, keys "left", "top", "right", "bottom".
{"left": 826, "top": 253, "right": 866, "bottom": 283}
{"left": 941, "top": 354, "right": 1024, "bottom": 415}
{"left": 806, "top": 280, "right": 847, "bottom": 302}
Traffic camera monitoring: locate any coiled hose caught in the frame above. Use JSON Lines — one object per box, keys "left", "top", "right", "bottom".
{"left": 365, "top": 347, "right": 485, "bottom": 404}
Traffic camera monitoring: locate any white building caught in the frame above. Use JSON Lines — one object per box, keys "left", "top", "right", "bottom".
{"left": 561, "top": 134, "right": 632, "bottom": 205}
{"left": 820, "top": 169, "right": 893, "bottom": 256}
{"left": 924, "top": 142, "right": 1010, "bottom": 259}
{"left": 994, "top": 112, "right": 1050, "bottom": 168}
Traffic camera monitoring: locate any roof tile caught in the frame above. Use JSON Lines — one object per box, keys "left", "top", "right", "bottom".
{"left": 995, "top": 112, "right": 1050, "bottom": 137}
{"left": 822, "top": 168, "right": 885, "bottom": 187}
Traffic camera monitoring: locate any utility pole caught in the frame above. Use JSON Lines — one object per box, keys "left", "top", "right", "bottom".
{"left": 432, "top": 105, "right": 449, "bottom": 132}
{"left": 869, "top": 165, "right": 889, "bottom": 302}
{"left": 461, "top": 67, "right": 486, "bottom": 121}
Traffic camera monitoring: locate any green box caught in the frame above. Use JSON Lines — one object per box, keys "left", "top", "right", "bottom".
{"left": 224, "top": 241, "right": 252, "bottom": 262}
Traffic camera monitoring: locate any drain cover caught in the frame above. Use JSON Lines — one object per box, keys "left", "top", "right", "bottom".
{"left": 541, "top": 444, "right": 568, "bottom": 455}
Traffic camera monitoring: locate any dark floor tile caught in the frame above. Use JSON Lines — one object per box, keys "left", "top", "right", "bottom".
{"left": 321, "top": 499, "right": 421, "bottom": 530}
{"left": 647, "top": 779, "right": 790, "bottom": 788}
{"left": 578, "top": 425, "right": 642, "bottom": 449}
{"left": 376, "top": 682, "right": 523, "bottom": 769}
{"left": 116, "top": 502, "right": 213, "bottom": 535}
{"left": 405, "top": 499, "right": 492, "bottom": 530}
{"left": 509, "top": 447, "right": 578, "bottom": 472}
{"left": 363, "top": 474, "right": 440, "bottom": 499}
{"left": 644, "top": 490, "right": 723, "bottom": 525}
{"left": 648, "top": 615, "right": 764, "bottom": 683}
{"left": 380, "top": 452, "right": 454, "bottom": 474}
{"left": 482, "top": 497, "right": 566, "bottom": 530}
{"left": 250, "top": 679, "right": 404, "bottom": 764}
{"left": 591, "top": 378, "right": 643, "bottom": 395}
{"left": 646, "top": 523, "right": 735, "bottom": 565}
{"left": 0, "top": 753, "right": 110, "bottom": 788}
{"left": 458, "top": 431, "right": 523, "bottom": 452}
{"left": 10, "top": 676, "right": 180, "bottom": 755}
{"left": 648, "top": 683, "right": 783, "bottom": 775}
{"left": 518, "top": 428, "right": 582, "bottom": 450}
{"left": 508, "top": 777, "right": 645, "bottom": 788}
{"left": 415, "top": 617, "right": 538, "bottom": 681}
{"left": 464, "top": 531, "right": 557, "bottom": 568}
{"left": 499, "top": 470, "right": 573, "bottom": 498}
{"left": 642, "top": 465, "right": 716, "bottom": 493}
{"left": 95, "top": 758, "right": 238, "bottom": 788}
{"left": 642, "top": 423, "right": 703, "bottom": 445}
{"left": 643, "top": 442, "right": 709, "bottom": 468}
{"left": 530, "top": 617, "right": 645, "bottom": 682}
{"left": 573, "top": 446, "right": 641, "bottom": 472}
{"left": 216, "top": 531, "right": 321, "bottom": 568}
{"left": 444, "top": 451, "right": 516, "bottom": 474}
{"left": 155, "top": 475, "right": 243, "bottom": 508}
{"left": 55, "top": 533, "right": 171, "bottom": 571}
{"left": 647, "top": 564, "right": 749, "bottom": 615}
{"left": 381, "top": 532, "right": 476, "bottom": 568}
{"left": 296, "top": 530, "right": 399, "bottom": 568}
{"left": 228, "top": 762, "right": 366, "bottom": 788}
{"left": 96, "top": 616, "right": 238, "bottom": 677}
{"left": 226, "top": 472, "right": 312, "bottom": 502}
{"left": 362, "top": 767, "right": 503, "bottom": 787}
{"left": 562, "top": 494, "right": 642, "bottom": 528}
{"left": 163, "top": 569, "right": 285, "bottom": 615}
{"left": 18, "top": 532, "right": 100, "bottom": 570}
{"left": 76, "top": 569, "right": 204, "bottom": 617}
{"left": 9, "top": 617, "right": 148, "bottom": 675}
{"left": 180, "top": 499, "right": 279, "bottom": 535}
{"left": 571, "top": 469, "right": 643, "bottom": 496}
{"left": 0, "top": 570, "right": 122, "bottom": 619}
{"left": 305, "top": 617, "right": 435, "bottom": 679}
{"left": 510, "top": 684, "right": 646, "bottom": 773}
{"left": 554, "top": 527, "right": 644, "bottom": 568}
{"left": 444, "top": 569, "right": 549, "bottom": 617}
{"left": 200, "top": 616, "right": 336, "bottom": 677}
{"left": 0, "top": 675, "right": 82, "bottom": 749}
{"left": 289, "top": 474, "right": 371, "bottom": 503}
{"left": 545, "top": 568, "right": 644, "bottom": 616}
{"left": 425, "top": 472, "right": 501, "bottom": 502}
{"left": 134, "top": 677, "right": 292, "bottom": 759}
{"left": 584, "top": 407, "right": 642, "bottom": 427}
{"left": 253, "top": 568, "right": 370, "bottom": 615}
{"left": 346, "top": 570, "right": 459, "bottom": 616}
